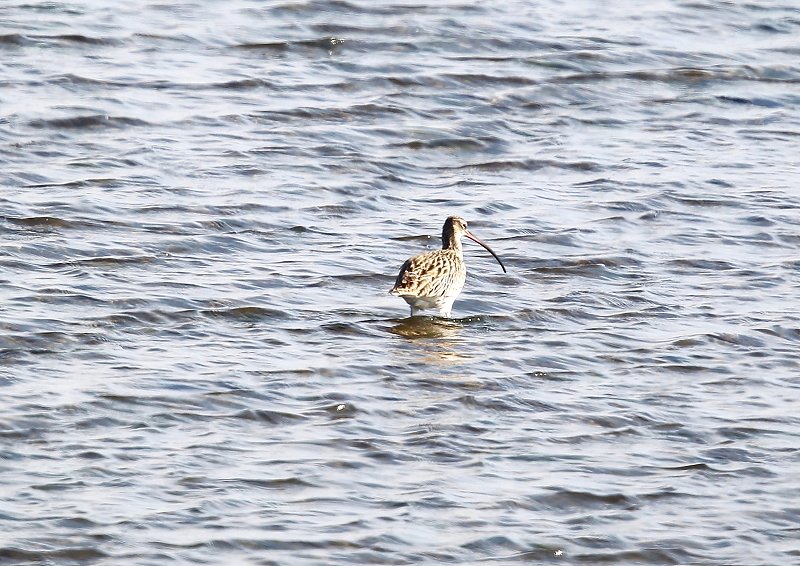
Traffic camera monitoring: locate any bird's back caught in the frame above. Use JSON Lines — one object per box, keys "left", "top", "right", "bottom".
{"left": 390, "top": 249, "right": 466, "bottom": 299}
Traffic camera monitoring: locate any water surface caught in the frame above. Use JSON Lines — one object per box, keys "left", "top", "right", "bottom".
{"left": 1, "top": 0, "right": 799, "bottom": 564}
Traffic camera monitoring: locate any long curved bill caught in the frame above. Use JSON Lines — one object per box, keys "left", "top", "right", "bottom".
{"left": 464, "top": 231, "right": 507, "bottom": 273}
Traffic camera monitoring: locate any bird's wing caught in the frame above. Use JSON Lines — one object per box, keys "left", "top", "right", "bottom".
{"left": 390, "top": 251, "right": 451, "bottom": 296}
{"left": 390, "top": 257, "right": 417, "bottom": 294}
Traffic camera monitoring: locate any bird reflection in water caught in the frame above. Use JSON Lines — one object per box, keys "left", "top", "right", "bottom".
{"left": 389, "top": 316, "right": 476, "bottom": 366}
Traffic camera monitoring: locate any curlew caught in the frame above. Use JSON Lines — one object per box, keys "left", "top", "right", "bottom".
{"left": 389, "top": 216, "right": 506, "bottom": 317}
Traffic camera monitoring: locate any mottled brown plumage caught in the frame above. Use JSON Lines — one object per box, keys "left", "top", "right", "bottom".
{"left": 389, "top": 216, "right": 506, "bottom": 317}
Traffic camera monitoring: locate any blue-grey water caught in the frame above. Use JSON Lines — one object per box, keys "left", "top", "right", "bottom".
{"left": 2, "top": 1, "right": 799, "bottom": 564}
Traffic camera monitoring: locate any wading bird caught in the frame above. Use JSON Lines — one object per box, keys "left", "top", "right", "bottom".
{"left": 389, "top": 216, "right": 506, "bottom": 317}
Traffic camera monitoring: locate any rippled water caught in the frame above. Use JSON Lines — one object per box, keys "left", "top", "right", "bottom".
{"left": 2, "top": 0, "right": 799, "bottom": 564}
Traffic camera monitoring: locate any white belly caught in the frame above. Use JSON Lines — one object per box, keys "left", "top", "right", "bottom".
{"left": 399, "top": 277, "right": 465, "bottom": 317}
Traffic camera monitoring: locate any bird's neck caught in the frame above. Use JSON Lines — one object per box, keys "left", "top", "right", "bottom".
{"left": 442, "top": 235, "right": 462, "bottom": 253}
